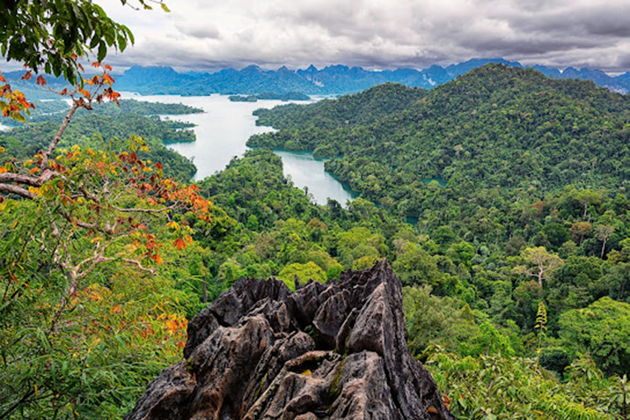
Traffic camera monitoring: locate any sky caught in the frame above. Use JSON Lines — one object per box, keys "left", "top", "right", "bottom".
{"left": 94, "top": 0, "right": 630, "bottom": 73}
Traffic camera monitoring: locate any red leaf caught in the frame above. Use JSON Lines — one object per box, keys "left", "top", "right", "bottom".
{"left": 36, "top": 75, "right": 47, "bottom": 86}
{"left": 173, "top": 237, "right": 187, "bottom": 250}
{"left": 21, "top": 71, "right": 32, "bottom": 80}
{"left": 103, "top": 73, "right": 114, "bottom": 85}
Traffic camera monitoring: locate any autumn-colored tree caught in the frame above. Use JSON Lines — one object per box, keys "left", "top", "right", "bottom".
{"left": 0, "top": 1, "right": 218, "bottom": 416}
{"left": 569, "top": 221, "right": 593, "bottom": 245}
{"left": 0, "top": 70, "right": 212, "bottom": 418}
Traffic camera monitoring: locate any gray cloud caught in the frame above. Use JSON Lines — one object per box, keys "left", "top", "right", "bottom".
{"left": 175, "top": 23, "right": 222, "bottom": 40}
{"left": 94, "top": 0, "right": 630, "bottom": 73}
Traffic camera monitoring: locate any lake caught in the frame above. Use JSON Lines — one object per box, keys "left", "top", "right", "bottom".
{"left": 122, "top": 93, "right": 355, "bottom": 206}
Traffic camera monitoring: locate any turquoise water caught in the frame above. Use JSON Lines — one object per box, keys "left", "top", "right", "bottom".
{"left": 122, "top": 93, "right": 355, "bottom": 206}
{"left": 273, "top": 150, "right": 356, "bottom": 205}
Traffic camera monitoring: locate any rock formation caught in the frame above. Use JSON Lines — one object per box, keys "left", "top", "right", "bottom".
{"left": 127, "top": 260, "right": 454, "bottom": 419}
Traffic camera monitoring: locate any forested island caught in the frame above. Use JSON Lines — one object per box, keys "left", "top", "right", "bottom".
{"left": 228, "top": 91, "right": 311, "bottom": 102}
{"left": 0, "top": 2, "right": 628, "bottom": 418}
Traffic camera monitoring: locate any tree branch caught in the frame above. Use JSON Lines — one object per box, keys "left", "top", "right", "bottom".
{"left": 112, "top": 203, "right": 177, "bottom": 214}
{"left": 122, "top": 258, "right": 156, "bottom": 275}
{"left": 40, "top": 100, "right": 80, "bottom": 169}
{"left": 0, "top": 173, "right": 41, "bottom": 186}
{"left": 0, "top": 183, "right": 36, "bottom": 199}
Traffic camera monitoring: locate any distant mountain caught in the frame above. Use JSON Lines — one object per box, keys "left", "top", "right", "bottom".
{"left": 112, "top": 58, "right": 630, "bottom": 95}
{"left": 4, "top": 58, "right": 630, "bottom": 96}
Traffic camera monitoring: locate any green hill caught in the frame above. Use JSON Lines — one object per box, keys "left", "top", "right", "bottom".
{"left": 250, "top": 64, "right": 630, "bottom": 204}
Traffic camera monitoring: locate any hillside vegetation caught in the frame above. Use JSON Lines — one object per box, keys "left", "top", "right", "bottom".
{"left": 250, "top": 64, "right": 629, "bottom": 200}
{"left": 1, "top": 65, "right": 628, "bottom": 418}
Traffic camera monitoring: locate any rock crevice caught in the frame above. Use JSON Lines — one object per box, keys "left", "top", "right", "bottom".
{"left": 127, "top": 260, "right": 453, "bottom": 419}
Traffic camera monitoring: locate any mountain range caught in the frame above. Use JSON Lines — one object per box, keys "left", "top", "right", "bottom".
{"left": 110, "top": 58, "right": 630, "bottom": 95}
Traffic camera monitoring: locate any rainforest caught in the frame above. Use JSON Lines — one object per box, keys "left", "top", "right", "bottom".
{"left": 0, "top": 0, "right": 629, "bottom": 419}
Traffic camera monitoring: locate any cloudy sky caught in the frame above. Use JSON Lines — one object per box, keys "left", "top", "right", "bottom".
{"left": 96, "top": 0, "right": 630, "bottom": 72}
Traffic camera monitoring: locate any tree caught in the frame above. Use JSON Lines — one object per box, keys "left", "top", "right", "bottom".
{"left": 0, "top": 0, "right": 168, "bottom": 84}
{"left": 574, "top": 189, "right": 602, "bottom": 219}
{"left": 541, "top": 222, "right": 570, "bottom": 250}
{"left": 0, "top": 64, "right": 122, "bottom": 198}
{"left": 534, "top": 301, "right": 548, "bottom": 350}
{"left": 570, "top": 221, "right": 593, "bottom": 245}
{"left": 594, "top": 224, "right": 615, "bottom": 258}
{"left": 513, "top": 247, "right": 564, "bottom": 288}
{"left": 0, "top": 1, "right": 219, "bottom": 416}
{"left": 403, "top": 286, "right": 477, "bottom": 356}
{"left": 0, "top": 0, "right": 166, "bottom": 119}
{"left": 392, "top": 241, "right": 441, "bottom": 287}
{"left": 277, "top": 261, "right": 327, "bottom": 290}
{"left": 546, "top": 256, "right": 604, "bottom": 314}
{"left": 559, "top": 297, "right": 630, "bottom": 375}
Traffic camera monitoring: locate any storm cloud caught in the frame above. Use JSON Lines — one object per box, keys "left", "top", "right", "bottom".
{"left": 96, "top": 0, "right": 630, "bottom": 72}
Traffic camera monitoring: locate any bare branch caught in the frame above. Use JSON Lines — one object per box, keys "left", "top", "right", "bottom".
{"left": 0, "top": 173, "right": 41, "bottom": 186}
{"left": 40, "top": 100, "right": 81, "bottom": 169}
{"left": 0, "top": 183, "right": 36, "bottom": 199}
{"left": 122, "top": 258, "right": 156, "bottom": 275}
{"left": 112, "top": 203, "right": 177, "bottom": 214}
{"left": 58, "top": 209, "right": 101, "bottom": 231}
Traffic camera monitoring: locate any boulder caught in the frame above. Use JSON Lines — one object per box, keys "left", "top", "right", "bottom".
{"left": 127, "top": 260, "right": 453, "bottom": 419}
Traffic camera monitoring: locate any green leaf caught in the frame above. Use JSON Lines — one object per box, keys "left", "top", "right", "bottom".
{"left": 97, "top": 41, "right": 107, "bottom": 61}
{"left": 117, "top": 32, "right": 127, "bottom": 51}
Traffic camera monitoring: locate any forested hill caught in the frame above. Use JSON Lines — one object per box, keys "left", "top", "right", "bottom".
{"left": 249, "top": 64, "right": 630, "bottom": 208}
{"left": 253, "top": 83, "right": 425, "bottom": 130}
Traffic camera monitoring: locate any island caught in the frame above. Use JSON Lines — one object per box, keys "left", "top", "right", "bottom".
{"left": 228, "top": 91, "right": 311, "bottom": 102}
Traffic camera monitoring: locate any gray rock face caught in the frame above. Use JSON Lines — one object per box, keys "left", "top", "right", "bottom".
{"left": 127, "top": 260, "right": 454, "bottom": 420}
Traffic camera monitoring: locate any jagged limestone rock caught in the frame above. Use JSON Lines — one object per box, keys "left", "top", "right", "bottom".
{"left": 127, "top": 260, "right": 454, "bottom": 420}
